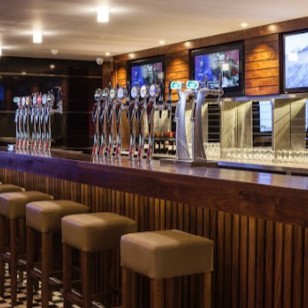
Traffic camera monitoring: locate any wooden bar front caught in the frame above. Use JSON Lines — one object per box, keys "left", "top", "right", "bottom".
{"left": 0, "top": 150, "right": 307, "bottom": 307}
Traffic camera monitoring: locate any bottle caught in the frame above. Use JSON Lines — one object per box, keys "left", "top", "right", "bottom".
{"left": 154, "top": 139, "right": 159, "bottom": 153}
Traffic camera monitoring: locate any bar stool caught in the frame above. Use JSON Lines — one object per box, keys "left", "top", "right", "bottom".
{"left": 26, "top": 200, "right": 89, "bottom": 308}
{"left": 120, "top": 229, "right": 214, "bottom": 308}
{"left": 0, "top": 184, "right": 25, "bottom": 193}
{"left": 0, "top": 191, "right": 53, "bottom": 306}
{"left": 62, "top": 212, "right": 137, "bottom": 308}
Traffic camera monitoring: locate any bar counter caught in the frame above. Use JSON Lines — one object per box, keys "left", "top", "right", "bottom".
{"left": 0, "top": 149, "right": 307, "bottom": 307}
{"left": 0, "top": 149, "right": 307, "bottom": 226}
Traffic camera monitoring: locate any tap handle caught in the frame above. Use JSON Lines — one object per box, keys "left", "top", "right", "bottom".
{"left": 190, "top": 100, "right": 196, "bottom": 122}
{"left": 159, "top": 80, "right": 164, "bottom": 104}
{"left": 167, "top": 81, "right": 172, "bottom": 118}
{"left": 126, "top": 81, "right": 131, "bottom": 105}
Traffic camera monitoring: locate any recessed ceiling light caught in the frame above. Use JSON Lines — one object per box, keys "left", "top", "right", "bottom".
{"left": 241, "top": 22, "right": 248, "bottom": 28}
{"left": 184, "top": 41, "right": 191, "bottom": 48}
{"left": 105, "top": 52, "right": 111, "bottom": 56}
{"left": 268, "top": 24, "right": 277, "bottom": 31}
{"left": 51, "top": 49, "right": 59, "bottom": 55}
{"left": 129, "top": 53, "right": 135, "bottom": 59}
{"left": 97, "top": 7, "right": 110, "bottom": 23}
{"left": 33, "top": 30, "right": 43, "bottom": 44}
{"left": 49, "top": 64, "right": 56, "bottom": 70}
{"left": 159, "top": 40, "right": 165, "bottom": 45}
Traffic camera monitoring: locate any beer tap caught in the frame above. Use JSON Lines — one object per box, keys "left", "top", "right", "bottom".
{"left": 127, "top": 83, "right": 139, "bottom": 160}
{"left": 45, "top": 92, "right": 54, "bottom": 152}
{"left": 92, "top": 88, "right": 102, "bottom": 157}
{"left": 98, "top": 88, "right": 109, "bottom": 158}
{"left": 24, "top": 96, "right": 32, "bottom": 151}
{"left": 29, "top": 94, "right": 36, "bottom": 151}
{"left": 136, "top": 84, "right": 148, "bottom": 161}
{"left": 37, "top": 92, "right": 43, "bottom": 151}
{"left": 20, "top": 97, "right": 27, "bottom": 150}
{"left": 146, "top": 82, "right": 161, "bottom": 162}
{"left": 173, "top": 81, "right": 191, "bottom": 160}
{"left": 32, "top": 93, "right": 40, "bottom": 151}
{"left": 190, "top": 77, "right": 224, "bottom": 162}
{"left": 106, "top": 83, "right": 117, "bottom": 159}
{"left": 114, "top": 84, "right": 126, "bottom": 160}
{"left": 41, "top": 94, "right": 48, "bottom": 152}
{"left": 13, "top": 97, "right": 22, "bottom": 149}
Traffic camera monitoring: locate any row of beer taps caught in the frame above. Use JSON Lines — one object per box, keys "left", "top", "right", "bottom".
{"left": 13, "top": 88, "right": 63, "bottom": 153}
{"left": 92, "top": 81, "right": 172, "bottom": 162}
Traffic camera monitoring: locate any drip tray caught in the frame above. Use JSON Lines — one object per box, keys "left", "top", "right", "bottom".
{"left": 160, "top": 158, "right": 218, "bottom": 167}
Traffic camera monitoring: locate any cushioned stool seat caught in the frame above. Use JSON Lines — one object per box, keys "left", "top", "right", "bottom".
{"left": 0, "top": 184, "right": 24, "bottom": 193}
{"left": 62, "top": 212, "right": 137, "bottom": 308}
{"left": 121, "top": 229, "right": 214, "bottom": 308}
{"left": 26, "top": 200, "right": 89, "bottom": 232}
{"left": 0, "top": 191, "right": 53, "bottom": 306}
{"left": 26, "top": 200, "right": 89, "bottom": 308}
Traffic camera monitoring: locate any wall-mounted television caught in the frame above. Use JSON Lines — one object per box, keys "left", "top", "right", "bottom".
{"left": 282, "top": 29, "right": 308, "bottom": 93}
{"left": 191, "top": 41, "right": 244, "bottom": 96}
{"left": 128, "top": 56, "right": 164, "bottom": 87}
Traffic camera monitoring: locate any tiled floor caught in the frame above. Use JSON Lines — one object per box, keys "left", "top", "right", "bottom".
{"left": 0, "top": 274, "right": 65, "bottom": 307}
{"left": 0, "top": 269, "right": 113, "bottom": 307}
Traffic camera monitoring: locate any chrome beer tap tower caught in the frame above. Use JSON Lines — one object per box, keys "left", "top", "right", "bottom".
{"left": 146, "top": 80, "right": 166, "bottom": 161}
{"left": 114, "top": 85, "right": 127, "bottom": 159}
{"left": 92, "top": 88, "right": 103, "bottom": 157}
{"left": 13, "top": 88, "right": 63, "bottom": 154}
{"left": 191, "top": 79, "right": 223, "bottom": 162}
{"left": 136, "top": 84, "right": 148, "bottom": 161}
{"left": 162, "top": 78, "right": 223, "bottom": 165}
{"left": 127, "top": 84, "right": 139, "bottom": 160}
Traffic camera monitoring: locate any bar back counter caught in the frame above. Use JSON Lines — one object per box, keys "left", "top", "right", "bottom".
{"left": 0, "top": 149, "right": 307, "bottom": 308}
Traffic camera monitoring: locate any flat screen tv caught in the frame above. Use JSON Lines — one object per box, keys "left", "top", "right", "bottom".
{"left": 259, "top": 100, "right": 272, "bottom": 132}
{"left": 282, "top": 29, "right": 308, "bottom": 93}
{"left": 128, "top": 56, "right": 164, "bottom": 87}
{"left": 191, "top": 42, "right": 244, "bottom": 96}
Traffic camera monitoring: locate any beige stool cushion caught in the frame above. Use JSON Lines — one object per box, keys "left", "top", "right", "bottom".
{"left": 121, "top": 229, "right": 213, "bottom": 279}
{"left": 26, "top": 200, "right": 89, "bottom": 232}
{"left": 0, "top": 184, "right": 25, "bottom": 193}
{"left": 0, "top": 191, "right": 53, "bottom": 219}
{"left": 62, "top": 212, "right": 137, "bottom": 252}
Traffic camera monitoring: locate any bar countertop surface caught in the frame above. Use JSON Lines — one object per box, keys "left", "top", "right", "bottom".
{"left": 0, "top": 148, "right": 308, "bottom": 226}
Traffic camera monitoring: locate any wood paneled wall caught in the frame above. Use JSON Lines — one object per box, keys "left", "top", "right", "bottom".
{"left": 245, "top": 34, "right": 280, "bottom": 96}
{"left": 112, "top": 16, "right": 308, "bottom": 98}
{"left": 1, "top": 167, "right": 307, "bottom": 308}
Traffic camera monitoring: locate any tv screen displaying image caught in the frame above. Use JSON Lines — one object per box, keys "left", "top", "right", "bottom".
{"left": 192, "top": 42, "right": 244, "bottom": 96}
{"left": 283, "top": 30, "right": 308, "bottom": 93}
{"left": 259, "top": 101, "right": 272, "bottom": 132}
{"left": 130, "top": 58, "right": 164, "bottom": 87}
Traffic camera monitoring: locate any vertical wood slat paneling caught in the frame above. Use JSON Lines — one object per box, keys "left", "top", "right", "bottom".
{"left": 239, "top": 216, "right": 248, "bottom": 308}
{"left": 231, "top": 214, "right": 239, "bottom": 308}
{"left": 293, "top": 226, "right": 303, "bottom": 308}
{"left": 248, "top": 217, "right": 256, "bottom": 308}
{"left": 274, "top": 223, "right": 283, "bottom": 308}
{"left": 255, "top": 219, "right": 265, "bottom": 308}
{"left": 0, "top": 168, "right": 307, "bottom": 308}
{"left": 283, "top": 224, "right": 293, "bottom": 308}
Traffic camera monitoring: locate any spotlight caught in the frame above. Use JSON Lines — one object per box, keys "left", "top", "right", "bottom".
{"left": 96, "top": 57, "right": 104, "bottom": 65}
{"left": 33, "top": 30, "right": 43, "bottom": 44}
{"left": 97, "top": 7, "right": 110, "bottom": 23}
